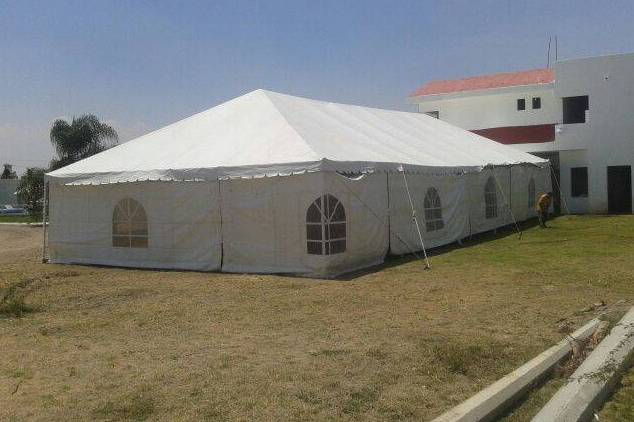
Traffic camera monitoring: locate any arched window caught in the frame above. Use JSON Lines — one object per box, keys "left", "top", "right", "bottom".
{"left": 423, "top": 187, "right": 444, "bottom": 232}
{"left": 306, "top": 194, "right": 346, "bottom": 255}
{"left": 112, "top": 198, "right": 148, "bottom": 248}
{"left": 485, "top": 176, "right": 497, "bottom": 219}
{"left": 528, "top": 177, "right": 536, "bottom": 209}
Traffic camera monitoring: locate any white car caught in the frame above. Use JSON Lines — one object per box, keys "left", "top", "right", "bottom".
{"left": 0, "top": 205, "right": 27, "bottom": 215}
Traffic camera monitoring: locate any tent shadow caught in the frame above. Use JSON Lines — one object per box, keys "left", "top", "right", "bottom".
{"left": 50, "top": 217, "right": 554, "bottom": 281}
{"left": 335, "top": 216, "right": 548, "bottom": 281}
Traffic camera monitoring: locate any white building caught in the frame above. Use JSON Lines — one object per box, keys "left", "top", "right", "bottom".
{"left": 410, "top": 53, "right": 634, "bottom": 214}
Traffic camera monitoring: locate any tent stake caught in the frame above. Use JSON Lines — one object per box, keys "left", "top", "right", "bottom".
{"left": 400, "top": 166, "right": 431, "bottom": 270}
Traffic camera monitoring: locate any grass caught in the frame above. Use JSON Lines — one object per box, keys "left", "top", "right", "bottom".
{"left": 501, "top": 376, "right": 566, "bottom": 421}
{"left": 600, "top": 366, "right": 634, "bottom": 421}
{"left": 93, "top": 387, "right": 155, "bottom": 421}
{"left": 0, "top": 214, "right": 39, "bottom": 223}
{"left": 0, "top": 216, "right": 633, "bottom": 420}
{"left": 0, "top": 278, "right": 36, "bottom": 318}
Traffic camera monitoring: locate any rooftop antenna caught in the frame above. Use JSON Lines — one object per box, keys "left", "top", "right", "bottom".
{"left": 555, "top": 36, "right": 558, "bottom": 61}
{"left": 547, "top": 36, "right": 552, "bottom": 68}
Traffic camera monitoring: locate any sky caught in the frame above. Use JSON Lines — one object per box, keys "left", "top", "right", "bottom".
{"left": 2, "top": 0, "right": 634, "bottom": 174}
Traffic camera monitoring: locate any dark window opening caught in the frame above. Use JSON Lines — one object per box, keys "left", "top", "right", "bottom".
{"left": 485, "top": 177, "right": 498, "bottom": 219}
{"left": 426, "top": 111, "right": 439, "bottom": 119}
{"left": 423, "top": 187, "right": 444, "bottom": 232}
{"left": 517, "top": 99, "right": 526, "bottom": 111}
{"left": 563, "top": 96, "right": 589, "bottom": 124}
{"left": 112, "top": 198, "right": 148, "bottom": 248}
{"left": 306, "top": 194, "right": 346, "bottom": 255}
{"left": 608, "top": 166, "right": 632, "bottom": 214}
{"left": 532, "top": 97, "right": 541, "bottom": 109}
{"left": 571, "top": 167, "right": 588, "bottom": 197}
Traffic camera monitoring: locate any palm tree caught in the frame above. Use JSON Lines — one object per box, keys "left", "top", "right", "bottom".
{"left": 49, "top": 114, "right": 118, "bottom": 170}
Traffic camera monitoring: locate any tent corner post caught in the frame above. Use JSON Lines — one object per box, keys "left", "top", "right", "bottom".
{"left": 41, "top": 181, "right": 49, "bottom": 264}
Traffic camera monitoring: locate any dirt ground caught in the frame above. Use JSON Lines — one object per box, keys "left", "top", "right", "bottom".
{"left": 1, "top": 217, "right": 633, "bottom": 421}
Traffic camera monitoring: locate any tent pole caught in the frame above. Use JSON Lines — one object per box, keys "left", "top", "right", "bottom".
{"left": 323, "top": 163, "right": 424, "bottom": 261}
{"left": 217, "top": 178, "right": 225, "bottom": 269}
{"left": 41, "top": 181, "right": 49, "bottom": 263}
{"left": 386, "top": 171, "right": 391, "bottom": 253}
{"left": 549, "top": 163, "right": 570, "bottom": 215}
{"left": 400, "top": 166, "right": 431, "bottom": 270}
{"left": 489, "top": 166, "right": 522, "bottom": 240}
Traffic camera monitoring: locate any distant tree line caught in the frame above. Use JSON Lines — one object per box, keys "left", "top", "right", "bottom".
{"left": 16, "top": 114, "right": 118, "bottom": 216}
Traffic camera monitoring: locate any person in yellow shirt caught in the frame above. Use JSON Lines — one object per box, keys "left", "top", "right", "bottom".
{"left": 536, "top": 192, "right": 553, "bottom": 228}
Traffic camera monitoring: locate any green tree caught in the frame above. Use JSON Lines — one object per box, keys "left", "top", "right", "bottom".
{"left": 49, "top": 114, "right": 118, "bottom": 170}
{"left": 16, "top": 168, "right": 45, "bottom": 216}
{"left": 1, "top": 164, "right": 17, "bottom": 179}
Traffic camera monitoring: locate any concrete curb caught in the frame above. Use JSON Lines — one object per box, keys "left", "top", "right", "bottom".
{"left": 0, "top": 222, "right": 43, "bottom": 226}
{"left": 431, "top": 318, "right": 600, "bottom": 422}
{"left": 532, "top": 307, "right": 634, "bottom": 422}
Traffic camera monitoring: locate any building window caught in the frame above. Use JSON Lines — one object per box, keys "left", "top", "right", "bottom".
{"left": 571, "top": 167, "right": 589, "bottom": 197}
{"left": 532, "top": 97, "right": 541, "bottom": 109}
{"left": 306, "top": 194, "right": 346, "bottom": 255}
{"left": 528, "top": 177, "right": 536, "bottom": 209}
{"left": 517, "top": 98, "right": 526, "bottom": 111}
{"left": 112, "top": 198, "right": 148, "bottom": 248}
{"left": 425, "top": 111, "right": 439, "bottom": 119}
{"left": 485, "top": 176, "right": 497, "bottom": 219}
{"left": 563, "top": 96, "right": 589, "bottom": 124}
{"left": 423, "top": 187, "right": 444, "bottom": 232}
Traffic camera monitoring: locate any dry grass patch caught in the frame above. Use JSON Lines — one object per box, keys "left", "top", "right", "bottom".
{"left": 0, "top": 217, "right": 633, "bottom": 420}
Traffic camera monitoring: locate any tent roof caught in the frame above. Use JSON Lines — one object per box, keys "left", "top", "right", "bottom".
{"left": 47, "top": 89, "right": 547, "bottom": 184}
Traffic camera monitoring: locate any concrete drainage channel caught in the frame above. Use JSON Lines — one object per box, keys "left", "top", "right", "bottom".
{"left": 432, "top": 306, "right": 634, "bottom": 422}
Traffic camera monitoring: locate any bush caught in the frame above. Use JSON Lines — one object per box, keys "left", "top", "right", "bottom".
{"left": 16, "top": 168, "right": 45, "bottom": 217}
{"left": 0, "top": 279, "right": 36, "bottom": 318}
{"left": 0, "top": 295, "right": 33, "bottom": 318}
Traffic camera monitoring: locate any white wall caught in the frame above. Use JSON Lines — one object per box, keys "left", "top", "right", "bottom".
{"left": 558, "top": 150, "right": 590, "bottom": 213}
{"left": 388, "top": 172, "right": 470, "bottom": 255}
{"left": 554, "top": 53, "right": 634, "bottom": 213}
{"left": 388, "top": 165, "right": 550, "bottom": 256}
{"left": 47, "top": 168, "right": 551, "bottom": 276}
{"left": 414, "top": 85, "right": 559, "bottom": 131}
{"left": 219, "top": 172, "right": 389, "bottom": 278}
{"left": 48, "top": 181, "right": 222, "bottom": 271}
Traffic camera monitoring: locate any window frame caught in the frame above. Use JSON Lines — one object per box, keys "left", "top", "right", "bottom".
{"left": 306, "top": 194, "right": 346, "bottom": 255}
{"left": 423, "top": 187, "right": 444, "bottom": 232}
{"left": 571, "top": 167, "right": 589, "bottom": 197}
{"left": 562, "top": 96, "right": 589, "bottom": 124}
{"left": 517, "top": 98, "right": 526, "bottom": 111}
{"left": 112, "top": 198, "right": 149, "bottom": 248}
{"left": 532, "top": 97, "right": 541, "bottom": 109}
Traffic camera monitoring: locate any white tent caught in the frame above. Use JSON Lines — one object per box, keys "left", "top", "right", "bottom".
{"left": 46, "top": 89, "right": 550, "bottom": 277}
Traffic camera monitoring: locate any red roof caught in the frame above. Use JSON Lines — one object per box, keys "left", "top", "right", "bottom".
{"left": 410, "top": 68, "right": 555, "bottom": 97}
